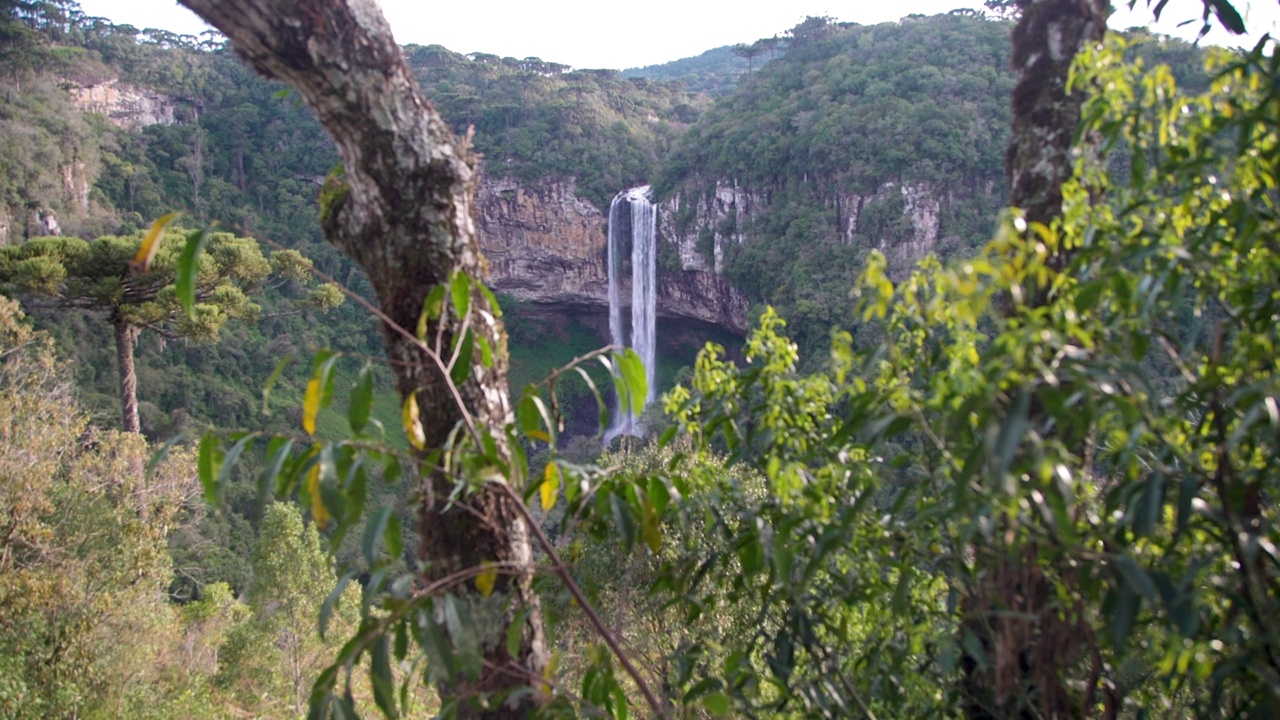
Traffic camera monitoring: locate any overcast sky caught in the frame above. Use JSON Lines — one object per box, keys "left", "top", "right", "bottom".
{"left": 74, "top": 0, "right": 1280, "bottom": 70}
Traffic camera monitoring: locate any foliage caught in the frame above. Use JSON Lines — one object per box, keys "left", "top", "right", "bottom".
{"left": 0, "top": 296, "right": 213, "bottom": 719}
{"left": 653, "top": 13, "right": 1016, "bottom": 359}
{"left": 406, "top": 44, "right": 707, "bottom": 209}
{"left": 0, "top": 228, "right": 269, "bottom": 337}
{"left": 647, "top": 31, "right": 1280, "bottom": 718}
{"left": 215, "top": 503, "right": 364, "bottom": 715}
{"left": 620, "top": 44, "right": 757, "bottom": 98}
{"left": 0, "top": 296, "right": 393, "bottom": 718}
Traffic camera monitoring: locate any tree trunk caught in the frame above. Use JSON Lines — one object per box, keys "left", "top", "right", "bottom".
{"left": 960, "top": 2, "right": 1108, "bottom": 719}
{"left": 1007, "top": 0, "right": 1108, "bottom": 229}
{"left": 175, "top": 1, "right": 547, "bottom": 716}
{"left": 113, "top": 319, "right": 140, "bottom": 434}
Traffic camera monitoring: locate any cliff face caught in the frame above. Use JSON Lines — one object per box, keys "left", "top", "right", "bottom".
{"left": 477, "top": 176, "right": 751, "bottom": 333}
{"left": 70, "top": 80, "right": 196, "bottom": 130}
{"left": 659, "top": 177, "right": 1002, "bottom": 284}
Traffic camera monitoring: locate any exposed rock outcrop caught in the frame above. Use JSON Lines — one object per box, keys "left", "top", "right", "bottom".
{"left": 659, "top": 178, "right": 990, "bottom": 281}
{"left": 477, "top": 176, "right": 751, "bottom": 334}
{"left": 478, "top": 177, "right": 608, "bottom": 312}
{"left": 70, "top": 80, "right": 195, "bottom": 129}
{"left": 26, "top": 208, "right": 60, "bottom": 237}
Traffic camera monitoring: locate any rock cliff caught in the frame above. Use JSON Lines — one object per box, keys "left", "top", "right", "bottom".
{"left": 70, "top": 80, "right": 196, "bottom": 129}
{"left": 476, "top": 176, "right": 751, "bottom": 334}
{"left": 658, "top": 177, "right": 1004, "bottom": 288}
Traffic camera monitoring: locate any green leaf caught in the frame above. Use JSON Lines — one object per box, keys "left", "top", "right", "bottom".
{"left": 258, "top": 438, "right": 293, "bottom": 510}
{"left": 417, "top": 607, "right": 456, "bottom": 683}
{"left": 383, "top": 455, "right": 403, "bottom": 485}
{"left": 319, "top": 571, "right": 355, "bottom": 639}
{"left": 476, "top": 334, "right": 494, "bottom": 369}
{"left": 640, "top": 495, "right": 662, "bottom": 554}
{"left": 1210, "top": 0, "right": 1246, "bottom": 34}
{"left": 261, "top": 354, "right": 294, "bottom": 416}
{"left": 571, "top": 365, "right": 609, "bottom": 432}
{"left": 444, "top": 594, "right": 482, "bottom": 680}
{"left": 506, "top": 607, "right": 530, "bottom": 659}
{"left": 216, "top": 434, "right": 254, "bottom": 497}
{"left": 611, "top": 493, "right": 637, "bottom": 549}
{"left": 617, "top": 348, "right": 648, "bottom": 416}
{"left": 363, "top": 506, "right": 394, "bottom": 564}
{"left": 517, "top": 393, "right": 552, "bottom": 442}
{"left": 450, "top": 271, "right": 472, "bottom": 320}
{"left": 1134, "top": 472, "right": 1164, "bottom": 537}
{"left": 370, "top": 634, "right": 399, "bottom": 719}
{"left": 1114, "top": 554, "right": 1156, "bottom": 600}
{"left": 197, "top": 432, "right": 224, "bottom": 506}
{"left": 1111, "top": 586, "right": 1139, "bottom": 648}
{"left": 450, "top": 328, "right": 475, "bottom": 386}
{"left": 701, "top": 692, "right": 732, "bottom": 717}
{"left": 477, "top": 281, "right": 503, "bottom": 317}
{"left": 892, "top": 567, "right": 913, "bottom": 613}
{"left": 737, "top": 535, "right": 764, "bottom": 574}
{"left": 993, "top": 390, "right": 1030, "bottom": 481}
{"left": 349, "top": 364, "right": 374, "bottom": 434}
{"left": 417, "top": 284, "right": 447, "bottom": 339}
{"left": 385, "top": 513, "right": 403, "bottom": 560}
{"left": 175, "top": 227, "right": 210, "bottom": 319}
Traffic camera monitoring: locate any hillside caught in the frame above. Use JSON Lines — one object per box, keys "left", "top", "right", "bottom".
{"left": 621, "top": 44, "right": 754, "bottom": 97}
{"left": 5, "top": 2, "right": 1267, "bottom": 719}
{"left": 654, "top": 12, "right": 1015, "bottom": 353}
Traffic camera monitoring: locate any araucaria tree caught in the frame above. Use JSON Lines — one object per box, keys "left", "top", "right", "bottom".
{"left": 0, "top": 229, "right": 271, "bottom": 432}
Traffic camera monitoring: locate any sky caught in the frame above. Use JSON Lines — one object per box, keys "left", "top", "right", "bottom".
{"left": 74, "top": 0, "right": 1280, "bottom": 70}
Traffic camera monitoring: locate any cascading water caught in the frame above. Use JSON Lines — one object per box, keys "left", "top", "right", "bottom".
{"left": 604, "top": 185, "right": 657, "bottom": 443}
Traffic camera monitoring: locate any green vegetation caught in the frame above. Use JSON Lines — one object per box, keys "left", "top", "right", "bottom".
{"left": 620, "top": 44, "right": 755, "bottom": 97}
{"left": 653, "top": 13, "right": 1016, "bottom": 357}
{"left": 0, "top": 226, "right": 340, "bottom": 431}
{"left": 0, "top": 297, "right": 374, "bottom": 718}
{"left": 407, "top": 44, "right": 706, "bottom": 209}
{"left": 7, "top": 0, "right": 1278, "bottom": 717}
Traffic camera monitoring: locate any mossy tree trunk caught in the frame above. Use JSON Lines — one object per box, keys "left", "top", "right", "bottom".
{"left": 175, "top": 0, "right": 548, "bottom": 716}
{"left": 960, "top": 2, "right": 1108, "bottom": 718}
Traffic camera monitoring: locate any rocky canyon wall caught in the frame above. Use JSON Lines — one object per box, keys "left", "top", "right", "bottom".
{"left": 70, "top": 79, "right": 195, "bottom": 130}
{"left": 658, "top": 178, "right": 967, "bottom": 282}
{"left": 476, "top": 176, "right": 751, "bottom": 334}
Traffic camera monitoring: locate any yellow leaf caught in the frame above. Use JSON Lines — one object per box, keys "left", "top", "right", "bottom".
{"left": 475, "top": 563, "right": 498, "bottom": 598}
{"left": 129, "top": 212, "right": 179, "bottom": 275}
{"left": 302, "top": 377, "right": 322, "bottom": 436}
{"left": 540, "top": 462, "right": 560, "bottom": 511}
{"left": 642, "top": 499, "right": 662, "bottom": 554}
{"left": 402, "top": 394, "right": 426, "bottom": 450}
{"left": 307, "top": 462, "right": 330, "bottom": 529}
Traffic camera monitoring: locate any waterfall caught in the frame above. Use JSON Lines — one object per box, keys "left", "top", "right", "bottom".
{"left": 604, "top": 185, "right": 657, "bottom": 443}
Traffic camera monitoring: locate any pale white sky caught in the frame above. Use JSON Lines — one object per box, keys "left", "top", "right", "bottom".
{"left": 74, "top": 0, "right": 1280, "bottom": 70}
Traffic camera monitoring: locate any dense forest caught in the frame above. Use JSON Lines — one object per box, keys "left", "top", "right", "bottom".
{"left": 4, "top": 0, "right": 1280, "bottom": 718}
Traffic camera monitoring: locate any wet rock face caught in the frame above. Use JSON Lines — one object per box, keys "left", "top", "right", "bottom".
{"left": 476, "top": 175, "right": 751, "bottom": 334}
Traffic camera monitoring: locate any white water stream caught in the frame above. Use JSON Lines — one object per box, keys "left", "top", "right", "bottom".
{"left": 604, "top": 185, "right": 657, "bottom": 443}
